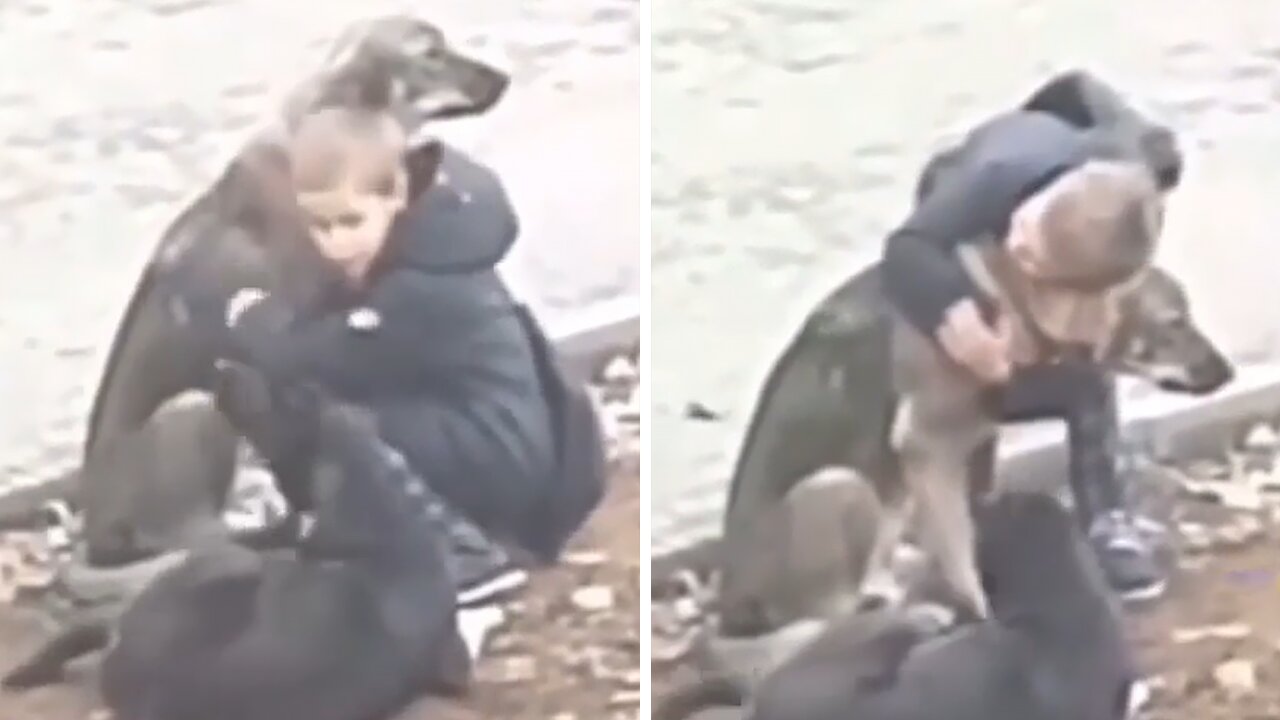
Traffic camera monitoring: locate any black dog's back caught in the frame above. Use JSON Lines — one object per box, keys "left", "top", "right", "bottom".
{"left": 748, "top": 492, "right": 1133, "bottom": 720}
{"left": 100, "top": 374, "right": 468, "bottom": 720}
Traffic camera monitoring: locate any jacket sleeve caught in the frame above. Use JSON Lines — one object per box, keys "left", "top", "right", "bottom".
{"left": 881, "top": 153, "right": 1075, "bottom": 336}
{"left": 880, "top": 227, "right": 981, "bottom": 336}
{"left": 226, "top": 271, "right": 489, "bottom": 397}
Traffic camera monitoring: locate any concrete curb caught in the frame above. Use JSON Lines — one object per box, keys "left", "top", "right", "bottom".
{"left": 653, "top": 363, "right": 1280, "bottom": 576}
{"left": 0, "top": 296, "right": 642, "bottom": 526}
{"left": 547, "top": 295, "right": 642, "bottom": 384}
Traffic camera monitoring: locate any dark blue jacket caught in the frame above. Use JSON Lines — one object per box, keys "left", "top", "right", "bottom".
{"left": 229, "top": 145, "right": 605, "bottom": 562}
{"left": 882, "top": 111, "right": 1096, "bottom": 336}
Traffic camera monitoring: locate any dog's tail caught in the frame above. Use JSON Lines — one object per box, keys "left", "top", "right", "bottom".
{"left": 2, "top": 620, "right": 112, "bottom": 691}
{"left": 654, "top": 675, "right": 746, "bottom": 720}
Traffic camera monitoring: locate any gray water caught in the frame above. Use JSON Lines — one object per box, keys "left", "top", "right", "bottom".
{"left": 651, "top": 0, "right": 1280, "bottom": 554}
{"left": 0, "top": 0, "right": 640, "bottom": 491}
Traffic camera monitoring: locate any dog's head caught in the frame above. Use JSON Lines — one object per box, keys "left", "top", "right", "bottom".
{"left": 1102, "top": 266, "right": 1234, "bottom": 396}
{"left": 213, "top": 359, "right": 323, "bottom": 471}
{"left": 302, "top": 400, "right": 439, "bottom": 554}
{"left": 974, "top": 492, "right": 1101, "bottom": 612}
{"left": 287, "top": 16, "right": 510, "bottom": 136}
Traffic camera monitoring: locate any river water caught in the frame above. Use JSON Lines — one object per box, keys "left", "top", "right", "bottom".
{"left": 651, "top": 0, "right": 1280, "bottom": 553}
{"left": 0, "top": 0, "right": 641, "bottom": 491}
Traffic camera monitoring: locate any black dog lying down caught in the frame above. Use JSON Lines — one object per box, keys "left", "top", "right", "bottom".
{"left": 4, "top": 364, "right": 469, "bottom": 720}
{"left": 747, "top": 491, "right": 1135, "bottom": 720}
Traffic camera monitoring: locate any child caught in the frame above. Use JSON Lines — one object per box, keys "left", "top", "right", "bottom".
{"left": 881, "top": 72, "right": 1175, "bottom": 609}
{"left": 203, "top": 106, "right": 606, "bottom": 603}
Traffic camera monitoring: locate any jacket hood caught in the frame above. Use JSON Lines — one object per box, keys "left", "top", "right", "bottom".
{"left": 384, "top": 144, "right": 518, "bottom": 275}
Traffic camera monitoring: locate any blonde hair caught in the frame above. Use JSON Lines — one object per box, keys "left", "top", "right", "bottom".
{"left": 1030, "top": 160, "right": 1163, "bottom": 292}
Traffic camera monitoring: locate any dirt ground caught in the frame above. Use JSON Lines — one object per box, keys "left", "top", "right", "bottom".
{"left": 0, "top": 455, "right": 640, "bottom": 720}
{"left": 1135, "top": 538, "right": 1280, "bottom": 719}
{"left": 652, "top": 453, "right": 1280, "bottom": 719}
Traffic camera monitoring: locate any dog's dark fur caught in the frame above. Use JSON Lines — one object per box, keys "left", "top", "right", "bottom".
{"left": 746, "top": 491, "right": 1134, "bottom": 720}
{"left": 717, "top": 261, "right": 1231, "bottom": 636}
{"left": 24, "top": 16, "right": 511, "bottom": 567}
{"left": 5, "top": 364, "right": 470, "bottom": 720}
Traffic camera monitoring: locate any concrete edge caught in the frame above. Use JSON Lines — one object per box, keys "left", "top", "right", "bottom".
{"left": 0, "top": 295, "right": 643, "bottom": 526}
{"left": 652, "top": 363, "right": 1280, "bottom": 579}
{"left": 547, "top": 295, "right": 642, "bottom": 384}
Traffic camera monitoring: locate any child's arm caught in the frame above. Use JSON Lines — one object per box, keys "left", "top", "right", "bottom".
{"left": 224, "top": 270, "right": 499, "bottom": 397}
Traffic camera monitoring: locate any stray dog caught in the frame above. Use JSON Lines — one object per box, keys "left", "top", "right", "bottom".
{"left": 717, "top": 261, "right": 1232, "bottom": 634}
{"left": 746, "top": 491, "right": 1134, "bottom": 720}
{"left": 14, "top": 16, "right": 512, "bottom": 566}
{"left": 5, "top": 364, "right": 471, "bottom": 720}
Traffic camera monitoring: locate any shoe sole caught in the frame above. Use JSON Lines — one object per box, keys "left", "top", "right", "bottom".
{"left": 1116, "top": 578, "right": 1167, "bottom": 604}
{"left": 457, "top": 567, "right": 530, "bottom": 608}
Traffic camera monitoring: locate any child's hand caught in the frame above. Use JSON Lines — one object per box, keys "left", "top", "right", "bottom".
{"left": 936, "top": 298, "right": 1013, "bottom": 385}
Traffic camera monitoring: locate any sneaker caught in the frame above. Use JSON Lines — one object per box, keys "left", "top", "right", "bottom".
{"left": 1089, "top": 510, "right": 1167, "bottom": 602}
{"left": 423, "top": 501, "right": 528, "bottom": 607}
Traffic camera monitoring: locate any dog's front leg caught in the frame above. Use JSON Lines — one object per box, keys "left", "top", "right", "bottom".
{"left": 885, "top": 315, "right": 995, "bottom": 621}
{"left": 899, "top": 428, "right": 991, "bottom": 622}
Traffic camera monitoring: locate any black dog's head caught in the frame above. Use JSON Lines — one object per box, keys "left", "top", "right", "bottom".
{"left": 1102, "top": 266, "right": 1234, "bottom": 396}
{"left": 213, "top": 359, "right": 323, "bottom": 471}
{"left": 303, "top": 400, "right": 439, "bottom": 556}
{"left": 287, "top": 15, "right": 510, "bottom": 136}
{"left": 974, "top": 491, "right": 1108, "bottom": 616}
{"left": 213, "top": 361, "right": 434, "bottom": 555}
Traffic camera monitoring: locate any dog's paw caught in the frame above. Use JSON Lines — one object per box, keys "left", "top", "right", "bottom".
{"left": 856, "top": 572, "right": 906, "bottom": 613}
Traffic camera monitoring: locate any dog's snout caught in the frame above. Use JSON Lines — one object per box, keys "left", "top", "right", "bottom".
{"left": 1159, "top": 352, "right": 1233, "bottom": 396}
{"left": 1192, "top": 353, "right": 1234, "bottom": 395}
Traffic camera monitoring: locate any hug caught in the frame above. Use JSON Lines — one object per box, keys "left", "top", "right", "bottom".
{"left": 168, "top": 127, "right": 608, "bottom": 596}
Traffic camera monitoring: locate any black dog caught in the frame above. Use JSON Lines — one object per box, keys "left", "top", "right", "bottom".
{"left": 4, "top": 364, "right": 470, "bottom": 720}
{"left": 747, "top": 491, "right": 1135, "bottom": 720}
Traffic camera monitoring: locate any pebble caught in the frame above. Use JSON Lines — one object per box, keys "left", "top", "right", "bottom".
{"left": 602, "top": 356, "right": 638, "bottom": 385}
{"left": 1180, "top": 477, "right": 1266, "bottom": 511}
{"left": 1242, "top": 423, "right": 1280, "bottom": 452}
{"left": 1213, "top": 658, "right": 1257, "bottom": 696}
{"left": 672, "top": 595, "right": 702, "bottom": 623}
{"left": 488, "top": 654, "right": 538, "bottom": 684}
{"left": 571, "top": 585, "right": 616, "bottom": 612}
{"left": 1215, "top": 514, "right": 1266, "bottom": 547}
{"left": 1172, "top": 622, "right": 1253, "bottom": 644}
{"left": 608, "top": 690, "right": 642, "bottom": 707}
{"left": 1129, "top": 678, "right": 1155, "bottom": 716}
{"left": 565, "top": 550, "right": 608, "bottom": 567}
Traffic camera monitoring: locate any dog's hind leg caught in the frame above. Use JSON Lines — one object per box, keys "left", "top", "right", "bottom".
{"left": 778, "top": 467, "right": 884, "bottom": 621}
{"left": 2, "top": 620, "right": 111, "bottom": 690}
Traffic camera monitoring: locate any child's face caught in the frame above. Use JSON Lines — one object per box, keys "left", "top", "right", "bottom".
{"left": 289, "top": 111, "right": 409, "bottom": 283}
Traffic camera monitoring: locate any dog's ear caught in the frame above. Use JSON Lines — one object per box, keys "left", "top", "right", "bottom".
{"left": 404, "top": 140, "right": 444, "bottom": 200}
{"left": 410, "top": 56, "right": 510, "bottom": 123}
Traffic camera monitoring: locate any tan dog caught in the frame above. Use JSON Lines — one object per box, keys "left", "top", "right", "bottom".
{"left": 717, "top": 261, "right": 1232, "bottom": 634}
{"left": 875, "top": 241, "right": 1199, "bottom": 620}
